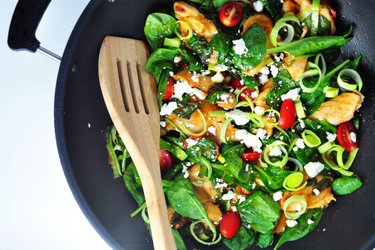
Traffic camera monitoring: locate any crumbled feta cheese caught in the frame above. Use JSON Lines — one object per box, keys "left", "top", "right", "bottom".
{"left": 185, "top": 138, "right": 198, "bottom": 148}
{"left": 260, "top": 66, "right": 270, "bottom": 75}
{"left": 296, "top": 138, "right": 305, "bottom": 149}
{"left": 215, "top": 178, "right": 228, "bottom": 189}
{"left": 238, "top": 195, "right": 246, "bottom": 204}
{"left": 304, "top": 162, "right": 325, "bottom": 178}
{"left": 215, "top": 64, "right": 228, "bottom": 72}
{"left": 232, "top": 39, "right": 248, "bottom": 55}
{"left": 235, "top": 129, "right": 263, "bottom": 152}
{"left": 252, "top": 182, "right": 257, "bottom": 189}
{"left": 251, "top": 91, "right": 259, "bottom": 99}
{"left": 226, "top": 109, "right": 250, "bottom": 125}
{"left": 191, "top": 88, "right": 206, "bottom": 100}
{"left": 222, "top": 190, "right": 236, "bottom": 201}
{"left": 160, "top": 102, "right": 178, "bottom": 116}
{"left": 269, "top": 145, "right": 282, "bottom": 157}
{"left": 273, "top": 191, "right": 283, "bottom": 201}
{"left": 313, "top": 188, "right": 320, "bottom": 196}
{"left": 350, "top": 132, "right": 357, "bottom": 142}
{"left": 201, "top": 69, "right": 211, "bottom": 75}
{"left": 169, "top": 71, "right": 174, "bottom": 76}
{"left": 160, "top": 121, "right": 166, "bottom": 128}
{"left": 253, "top": 0, "right": 264, "bottom": 12}
{"left": 191, "top": 71, "right": 199, "bottom": 82}
{"left": 307, "top": 219, "right": 314, "bottom": 225}
{"left": 172, "top": 80, "right": 193, "bottom": 100}
{"left": 211, "top": 72, "right": 224, "bottom": 83}
{"left": 299, "top": 119, "right": 306, "bottom": 129}
{"left": 174, "top": 56, "right": 182, "bottom": 63}
{"left": 295, "top": 203, "right": 302, "bottom": 212}
{"left": 270, "top": 64, "right": 279, "bottom": 78}
{"left": 259, "top": 74, "right": 269, "bottom": 85}
{"left": 231, "top": 206, "right": 237, "bottom": 212}
{"left": 256, "top": 128, "right": 267, "bottom": 140}
{"left": 286, "top": 219, "right": 298, "bottom": 228}
{"left": 208, "top": 126, "right": 216, "bottom": 135}
{"left": 326, "top": 132, "right": 337, "bottom": 142}
{"left": 281, "top": 88, "right": 301, "bottom": 101}
{"left": 254, "top": 106, "right": 265, "bottom": 115}
{"left": 182, "top": 165, "right": 189, "bottom": 179}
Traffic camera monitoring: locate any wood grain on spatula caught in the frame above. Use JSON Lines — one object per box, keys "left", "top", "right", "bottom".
{"left": 98, "top": 36, "right": 176, "bottom": 250}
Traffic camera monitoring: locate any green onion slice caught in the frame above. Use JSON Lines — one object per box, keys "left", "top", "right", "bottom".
{"left": 288, "top": 157, "right": 304, "bottom": 172}
{"left": 190, "top": 220, "right": 221, "bottom": 246}
{"left": 220, "top": 118, "right": 232, "bottom": 143}
{"left": 270, "top": 13, "right": 300, "bottom": 47}
{"left": 322, "top": 144, "right": 359, "bottom": 176}
{"left": 295, "top": 99, "right": 306, "bottom": 119}
{"left": 248, "top": 113, "right": 265, "bottom": 128}
{"left": 324, "top": 86, "right": 339, "bottom": 98}
{"left": 264, "top": 109, "right": 280, "bottom": 126}
{"left": 283, "top": 195, "right": 308, "bottom": 220}
{"left": 318, "top": 141, "right": 334, "bottom": 153}
{"left": 338, "top": 69, "right": 363, "bottom": 91}
{"left": 193, "top": 157, "right": 213, "bottom": 187}
{"left": 301, "top": 129, "right": 321, "bottom": 147}
{"left": 163, "top": 37, "right": 181, "bottom": 48}
{"left": 175, "top": 21, "right": 193, "bottom": 40}
{"left": 283, "top": 172, "right": 307, "bottom": 191}
{"left": 263, "top": 141, "right": 289, "bottom": 168}
{"left": 209, "top": 110, "right": 226, "bottom": 117}
{"left": 180, "top": 109, "right": 208, "bottom": 137}
{"left": 299, "top": 61, "right": 322, "bottom": 93}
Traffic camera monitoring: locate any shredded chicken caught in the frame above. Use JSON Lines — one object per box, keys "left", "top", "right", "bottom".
{"left": 310, "top": 91, "right": 364, "bottom": 125}
{"left": 174, "top": 2, "right": 218, "bottom": 42}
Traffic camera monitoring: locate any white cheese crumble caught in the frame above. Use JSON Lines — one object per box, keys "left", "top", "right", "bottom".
{"left": 160, "top": 121, "right": 166, "bottom": 128}
{"left": 254, "top": 106, "right": 265, "bottom": 115}
{"left": 238, "top": 195, "right": 246, "bottom": 204}
{"left": 270, "top": 64, "right": 279, "bottom": 78}
{"left": 253, "top": 0, "right": 264, "bottom": 12}
{"left": 231, "top": 206, "right": 237, "bottom": 212}
{"left": 215, "top": 178, "right": 228, "bottom": 189}
{"left": 259, "top": 74, "right": 269, "bottom": 85}
{"left": 313, "top": 188, "right": 320, "bottom": 196}
{"left": 191, "top": 88, "right": 206, "bottom": 100}
{"left": 232, "top": 39, "right": 248, "bottom": 55}
{"left": 326, "top": 132, "right": 337, "bottom": 142}
{"left": 226, "top": 109, "right": 250, "bottom": 125}
{"left": 185, "top": 138, "right": 198, "bottom": 148}
{"left": 211, "top": 72, "right": 224, "bottom": 83}
{"left": 281, "top": 88, "right": 301, "bottom": 101}
{"left": 273, "top": 191, "right": 283, "bottom": 201}
{"left": 260, "top": 66, "right": 270, "bottom": 75}
{"left": 207, "top": 126, "right": 216, "bottom": 135}
{"left": 256, "top": 128, "right": 268, "bottom": 140}
{"left": 174, "top": 56, "right": 182, "bottom": 63}
{"left": 286, "top": 219, "right": 298, "bottom": 228}
{"left": 160, "top": 102, "right": 178, "bottom": 116}
{"left": 304, "top": 162, "right": 325, "bottom": 178}
{"left": 299, "top": 119, "right": 305, "bottom": 129}
{"left": 172, "top": 80, "right": 193, "bottom": 100}
{"left": 235, "top": 129, "right": 263, "bottom": 152}
{"left": 296, "top": 138, "right": 306, "bottom": 149}
{"left": 182, "top": 165, "right": 189, "bottom": 179}
{"left": 350, "top": 132, "right": 357, "bottom": 142}
{"left": 251, "top": 91, "right": 259, "bottom": 99}
{"left": 215, "top": 64, "right": 228, "bottom": 72}
{"left": 222, "top": 190, "right": 236, "bottom": 201}
{"left": 191, "top": 71, "right": 199, "bottom": 83}
{"left": 307, "top": 219, "right": 314, "bottom": 225}
{"left": 269, "top": 145, "right": 282, "bottom": 157}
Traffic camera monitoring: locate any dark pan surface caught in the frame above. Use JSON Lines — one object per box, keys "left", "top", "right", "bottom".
{"left": 54, "top": 0, "right": 375, "bottom": 249}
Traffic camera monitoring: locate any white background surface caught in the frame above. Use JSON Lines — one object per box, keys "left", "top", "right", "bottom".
{"left": 1, "top": 1, "right": 110, "bottom": 249}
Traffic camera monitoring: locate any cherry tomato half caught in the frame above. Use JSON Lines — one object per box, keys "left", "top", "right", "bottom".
{"left": 321, "top": 0, "right": 337, "bottom": 19}
{"left": 162, "top": 77, "right": 175, "bottom": 101}
{"left": 239, "top": 88, "right": 255, "bottom": 102}
{"left": 160, "top": 150, "right": 173, "bottom": 171}
{"left": 337, "top": 121, "right": 358, "bottom": 152}
{"left": 241, "top": 151, "right": 260, "bottom": 162}
{"left": 219, "top": 2, "right": 244, "bottom": 28}
{"left": 230, "top": 77, "right": 244, "bottom": 89}
{"left": 220, "top": 211, "right": 241, "bottom": 239}
{"left": 279, "top": 99, "right": 296, "bottom": 130}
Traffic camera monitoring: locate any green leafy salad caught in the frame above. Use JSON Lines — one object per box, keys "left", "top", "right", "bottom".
{"left": 106, "top": 0, "right": 365, "bottom": 249}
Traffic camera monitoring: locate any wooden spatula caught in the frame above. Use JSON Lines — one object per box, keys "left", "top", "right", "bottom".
{"left": 98, "top": 36, "right": 176, "bottom": 250}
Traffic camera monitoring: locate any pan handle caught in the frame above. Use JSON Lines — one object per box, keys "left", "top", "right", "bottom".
{"left": 7, "top": 0, "right": 61, "bottom": 61}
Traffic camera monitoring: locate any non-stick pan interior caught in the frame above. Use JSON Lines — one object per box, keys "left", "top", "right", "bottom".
{"left": 54, "top": 0, "right": 375, "bottom": 249}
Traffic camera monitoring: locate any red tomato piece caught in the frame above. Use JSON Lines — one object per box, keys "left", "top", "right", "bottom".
{"left": 239, "top": 88, "right": 255, "bottom": 102}
{"left": 321, "top": 0, "right": 337, "bottom": 19}
{"left": 162, "top": 77, "right": 175, "bottom": 101}
{"left": 279, "top": 99, "right": 296, "bottom": 130}
{"left": 230, "top": 77, "right": 244, "bottom": 89}
{"left": 337, "top": 121, "right": 358, "bottom": 152}
{"left": 241, "top": 151, "right": 260, "bottom": 162}
{"left": 220, "top": 211, "right": 241, "bottom": 239}
{"left": 159, "top": 150, "right": 173, "bottom": 171}
{"left": 219, "top": 2, "right": 244, "bottom": 28}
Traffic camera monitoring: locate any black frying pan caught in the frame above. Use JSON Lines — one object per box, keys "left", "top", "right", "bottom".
{"left": 8, "top": 0, "right": 375, "bottom": 249}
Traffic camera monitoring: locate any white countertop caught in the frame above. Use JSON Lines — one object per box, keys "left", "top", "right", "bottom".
{"left": 0, "top": 1, "right": 110, "bottom": 249}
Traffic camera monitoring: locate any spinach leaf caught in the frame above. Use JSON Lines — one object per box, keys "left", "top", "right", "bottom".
{"left": 188, "top": 35, "right": 212, "bottom": 65}
{"left": 257, "top": 0, "right": 283, "bottom": 19}
{"left": 157, "top": 68, "right": 171, "bottom": 107}
{"left": 302, "top": 12, "right": 332, "bottom": 36}
{"left": 209, "top": 32, "right": 231, "bottom": 64}
{"left": 237, "top": 191, "right": 281, "bottom": 234}
{"left": 144, "top": 13, "right": 177, "bottom": 50}
{"left": 292, "top": 146, "right": 320, "bottom": 166}
{"left": 146, "top": 48, "right": 179, "bottom": 82}
{"left": 254, "top": 165, "right": 291, "bottom": 192}
{"left": 206, "top": 89, "right": 228, "bottom": 104}
{"left": 266, "top": 70, "right": 298, "bottom": 109}
{"left": 187, "top": 138, "right": 218, "bottom": 162}
{"left": 222, "top": 225, "right": 256, "bottom": 250}
{"left": 267, "top": 35, "right": 351, "bottom": 56}
{"left": 166, "top": 179, "right": 208, "bottom": 220}
{"left": 174, "top": 103, "right": 199, "bottom": 119}
{"left": 274, "top": 208, "right": 323, "bottom": 249}
{"left": 332, "top": 176, "right": 363, "bottom": 195}
{"left": 123, "top": 163, "right": 144, "bottom": 205}
{"left": 160, "top": 138, "right": 188, "bottom": 161}
{"left": 172, "top": 228, "right": 187, "bottom": 250}
{"left": 233, "top": 24, "right": 267, "bottom": 72}
{"left": 256, "top": 231, "right": 274, "bottom": 248}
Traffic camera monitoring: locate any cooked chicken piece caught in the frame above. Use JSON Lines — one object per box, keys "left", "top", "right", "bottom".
{"left": 310, "top": 91, "right": 364, "bottom": 125}
{"left": 254, "top": 79, "right": 275, "bottom": 108}
{"left": 283, "top": 57, "right": 308, "bottom": 81}
{"left": 282, "top": 0, "right": 300, "bottom": 13}
{"left": 274, "top": 213, "right": 287, "bottom": 234}
{"left": 172, "top": 68, "right": 216, "bottom": 93}
{"left": 174, "top": 2, "right": 218, "bottom": 42}
{"left": 217, "top": 92, "right": 236, "bottom": 110}
{"left": 242, "top": 14, "right": 274, "bottom": 49}
{"left": 188, "top": 164, "right": 222, "bottom": 223}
